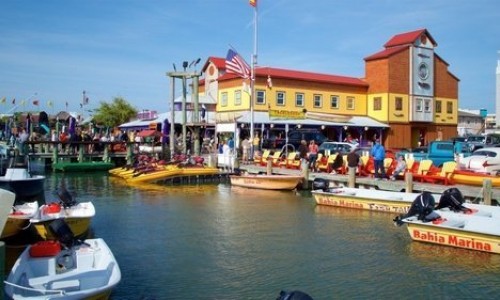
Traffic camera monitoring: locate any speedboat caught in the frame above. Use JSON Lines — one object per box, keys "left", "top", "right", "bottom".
{"left": 230, "top": 173, "right": 303, "bottom": 190}
{"left": 394, "top": 188, "right": 500, "bottom": 254}
{"left": 1, "top": 201, "right": 39, "bottom": 239}
{"left": 0, "top": 167, "right": 45, "bottom": 204}
{"left": 4, "top": 219, "right": 121, "bottom": 299}
{"left": 30, "top": 189, "right": 95, "bottom": 240}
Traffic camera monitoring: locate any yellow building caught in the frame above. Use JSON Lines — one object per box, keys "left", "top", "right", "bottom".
{"left": 199, "top": 28, "right": 459, "bottom": 149}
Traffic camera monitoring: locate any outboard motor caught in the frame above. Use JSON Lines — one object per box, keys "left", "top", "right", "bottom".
{"left": 277, "top": 290, "right": 314, "bottom": 300}
{"left": 312, "top": 178, "right": 329, "bottom": 192}
{"left": 49, "top": 218, "right": 76, "bottom": 248}
{"left": 435, "top": 188, "right": 471, "bottom": 213}
{"left": 394, "top": 191, "right": 438, "bottom": 226}
{"left": 57, "top": 187, "right": 77, "bottom": 208}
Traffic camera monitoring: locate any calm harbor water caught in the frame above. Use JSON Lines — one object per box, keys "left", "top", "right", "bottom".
{"left": 5, "top": 171, "right": 500, "bottom": 299}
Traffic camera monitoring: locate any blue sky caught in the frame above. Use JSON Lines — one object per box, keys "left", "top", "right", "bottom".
{"left": 1, "top": 0, "right": 499, "bottom": 116}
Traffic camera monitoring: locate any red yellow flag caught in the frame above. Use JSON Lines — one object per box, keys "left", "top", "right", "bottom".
{"left": 249, "top": 0, "right": 256, "bottom": 7}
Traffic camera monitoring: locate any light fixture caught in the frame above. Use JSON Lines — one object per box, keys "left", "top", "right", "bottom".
{"left": 240, "top": 123, "right": 245, "bottom": 128}
{"left": 364, "top": 126, "right": 369, "bottom": 131}
{"left": 321, "top": 125, "right": 325, "bottom": 130}
{"left": 270, "top": 124, "right": 274, "bottom": 128}
{"left": 297, "top": 124, "right": 302, "bottom": 129}
{"left": 343, "top": 125, "right": 348, "bottom": 130}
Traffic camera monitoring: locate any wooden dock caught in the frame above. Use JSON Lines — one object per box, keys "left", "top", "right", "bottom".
{"left": 238, "top": 163, "right": 500, "bottom": 204}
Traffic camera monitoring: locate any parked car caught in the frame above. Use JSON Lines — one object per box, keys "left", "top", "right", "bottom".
{"left": 262, "top": 129, "right": 327, "bottom": 152}
{"left": 396, "top": 140, "right": 471, "bottom": 167}
{"left": 318, "top": 142, "right": 357, "bottom": 156}
{"left": 465, "top": 134, "right": 500, "bottom": 151}
{"left": 457, "top": 147, "right": 500, "bottom": 175}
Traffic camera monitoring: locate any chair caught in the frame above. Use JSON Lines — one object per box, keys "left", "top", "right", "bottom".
{"left": 269, "top": 151, "right": 282, "bottom": 167}
{"left": 318, "top": 154, "right": 337, "bottom": 173}
{"left": 412, "top": 159, "right": 433, "bottom": 176}
{"left": 313, "top": 153, "right": 323, "bottom": 172}
{"left": 384, "top": 157, "right": 395, "bottom": 176}
{"left": 280, "top": 152, "right": 297, "bottom": 168}
{"left": 413, "top": 161, "right": 457, "bottom": 185}
{"left": 254, "top": 149, "right": 271, "bottom": 165}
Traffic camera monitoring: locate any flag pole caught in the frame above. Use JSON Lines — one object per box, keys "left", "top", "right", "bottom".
{"left": 250, "top": 1, "right": 258, "bottom": 159}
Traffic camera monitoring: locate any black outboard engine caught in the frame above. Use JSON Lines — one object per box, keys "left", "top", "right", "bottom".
{"left": 277, "top": 290, "right": 314, "bottom": 300}
{"left": 312, "top": 178, "right": 329, "bottom": 192}
{"left": 435, "top": 188, "right": 471, "bottom": 213}
{"left": 394, "top": 191, "right": 438, "bottom": 226}
{"left": 49, "top": 218, "right": 76, "bottom": 248}
{"left": 57, "top": 187, "right": 77, "bottom": 208}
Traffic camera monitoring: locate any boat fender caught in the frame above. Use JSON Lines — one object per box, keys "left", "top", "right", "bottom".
{"left": 29, "top": 240, "right": 61, "bottom": 257}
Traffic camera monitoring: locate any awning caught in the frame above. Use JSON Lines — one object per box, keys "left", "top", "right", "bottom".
{"left": 137, "top": 130, "right": 159, "bottom": 137}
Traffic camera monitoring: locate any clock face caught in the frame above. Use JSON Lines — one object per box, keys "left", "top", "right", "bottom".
{"left": 418, "top": 62, "right": 429, "bottom": 80}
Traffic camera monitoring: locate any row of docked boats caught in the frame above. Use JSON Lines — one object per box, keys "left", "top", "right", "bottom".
{"left": 0, "top": 166, "right": 121, "bottom": 299}
{"left": 312, "top": 179, "right": 500, "bottom": 255}
{"left": 109, "top": 154, "right": 220, "bottom": 183}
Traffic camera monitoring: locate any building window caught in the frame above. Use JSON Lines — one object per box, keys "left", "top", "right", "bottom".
{"left": 295, "top": 93, "right": 304, "bottom": 107}
{"left": 424, "top": 99, "right": 431, "bottom": 112}
{"left": 276, "top": 91, "right": 286, "bottom": 106}
{"left": 330, "top": 95, "right": 339, "bottom": 109}
{"left": 435, "top": 100, "right": 441, "bottom": 113}
{"left": 447, "top": 101, "right": 453, "bottom": 114}
{"left": 234, "top": 90, "right": 242, "bottom": 106}
{"left": 416, "top": 98, "right": 423, "bottom": 112}
{"left": 313, "top": 94, "right": 322, "bottom": 108}
{"left": 221, "top": 92, "right": 228, "bottom": 107}
{"left": 347, "top": 97, "right": 355, "bottom": 110}
{"left": 374, "top": 97, "right": 382, "bottom": 110}
{"left": 256, "top": 90, "right": 266, "bottom": 105}
{"left": 395, "top": 97, "right": 403, "bottom": 111}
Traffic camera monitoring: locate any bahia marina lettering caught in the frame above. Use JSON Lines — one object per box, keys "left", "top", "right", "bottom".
{"left": 413, "top": 229, "right": 492, "bottom": 251}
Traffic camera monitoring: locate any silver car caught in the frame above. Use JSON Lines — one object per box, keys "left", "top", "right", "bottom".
{"left": 457, "top": 147, "right": 500, "bottom": 175}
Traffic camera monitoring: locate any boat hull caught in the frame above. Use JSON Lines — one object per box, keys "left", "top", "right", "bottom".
{"left": 126, "top": 166, "right": 219, "bottom": 183}
{"left": 229, "top": 175, "right": 302, "bottom": 190}
{"left": 33, "top": 217, "right": 93, "bottom": 239}
{"left": 1, "top": 202, "right": 39, "bottom": 239}
{"left": 405, "top": 218, "right": 500, "bottom": 254}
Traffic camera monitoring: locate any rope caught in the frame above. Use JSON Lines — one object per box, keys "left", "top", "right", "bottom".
{"left": 3, "top": 280, "right": 65, "bottom": 296}
{"left": 471, "top": 187, "right": 484, "bottom": 204}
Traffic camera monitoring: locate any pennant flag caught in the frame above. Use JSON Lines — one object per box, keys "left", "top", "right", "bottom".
{"left": 267, "top": 75, "right": 273, "bottom": 89}
{"left": 0, "top": 97, "right": 6, "bottom": 104}
{"left": 249, "top": 0, "right": 257, "bottom": 7}
{"left": 12, "top": 98, "right": 15, "bottom": 105}
{"left": 20, "top": 100, "right": 26, "bottom": 106}
{"left": 33, "top": 100, "right": 39, "bottom": 106}
{"left": 84, "top": 96, "right": 89, "bottom": 105}
{"left": 225, "top": 48, "right": 250, "bottom": 79}
{"left": 47, "top": 100, "right": 53, "bottom": 107}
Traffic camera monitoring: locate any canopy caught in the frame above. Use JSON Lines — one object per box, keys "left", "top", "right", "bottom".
{"left": 137, "top": 130, "right": 162, "bottom": 138}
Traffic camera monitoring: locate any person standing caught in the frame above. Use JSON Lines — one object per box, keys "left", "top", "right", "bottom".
{"left": 347, "top": 147, "right": 360, "bottom": 174}
{"left": 241, "top": 137, "right": 251, "bottom": 164}
{"left": 252, "top": 133, "right": 260, "bottom": 159}
{"left": 308, "top": 140, "right": 319, "bottom": 172}
{"left": 298, "top": 139, "right": 308, "bottom": 163}
{"left": 371, "top": 138, "right": 386, "bottom": 180}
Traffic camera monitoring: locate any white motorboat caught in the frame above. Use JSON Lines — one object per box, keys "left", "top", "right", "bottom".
{"left": 4, "top": 219, "right": 121, "bottom": 299}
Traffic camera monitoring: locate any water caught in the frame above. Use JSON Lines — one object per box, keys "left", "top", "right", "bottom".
{"left": 5, "top": 172, "right": 500, "bottom": 299}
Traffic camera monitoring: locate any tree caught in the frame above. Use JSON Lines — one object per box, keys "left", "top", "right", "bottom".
{"left": 92, "top": 97, "right": 137, "bottom": 128}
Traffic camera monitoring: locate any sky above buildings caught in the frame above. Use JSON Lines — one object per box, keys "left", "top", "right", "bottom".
{"left": 1, "top": 0, "right": 499, "bottom": 116}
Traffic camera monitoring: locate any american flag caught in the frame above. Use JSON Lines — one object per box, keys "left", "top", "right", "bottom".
{"left": 225, "top": 49, "right": 250, "bottom": 79}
